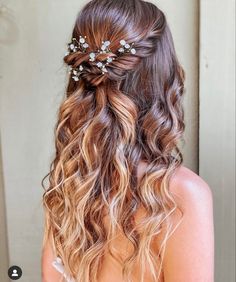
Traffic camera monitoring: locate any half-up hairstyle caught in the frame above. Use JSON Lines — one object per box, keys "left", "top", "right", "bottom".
{"left": 42, "top": 0, "right": 186, "bottom": 281}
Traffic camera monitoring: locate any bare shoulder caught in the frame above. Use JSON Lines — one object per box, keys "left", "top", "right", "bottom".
{"left": 41, "top": 232, "right": 65, "bottom": 282}
{"left": 161, "top": 165, "right": 214, "bottom": 282}
{"left": 169, "top": 164, "right": 213, "bottom": 211}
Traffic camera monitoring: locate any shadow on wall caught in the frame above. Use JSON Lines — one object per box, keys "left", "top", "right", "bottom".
{"left": 0, "top": 4, "right": 19, "bottom": 281}
{"left": 0, "top": 4, "right": 19, "bottom": 45}
{"left": 0, "top": 132, "right": 10, "bottom": 282}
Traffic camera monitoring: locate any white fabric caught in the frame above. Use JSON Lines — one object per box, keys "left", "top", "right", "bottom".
{"left": 52, "top": 257, "right": 75, "bottom": 282}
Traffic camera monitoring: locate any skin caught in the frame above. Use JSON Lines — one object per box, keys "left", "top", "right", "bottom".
{"left": 159, "top": 165, "right": 214, "bottom": 282}
{"left": 41, "top": 236, "right": 64, "bottom": 282}
{"left": 41, "top": 164, "right": 214, "bottom": 282}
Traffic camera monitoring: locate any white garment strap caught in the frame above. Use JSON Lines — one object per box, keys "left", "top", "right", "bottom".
{"left": 52, "top": 257, "right": 75, "bottom": 282}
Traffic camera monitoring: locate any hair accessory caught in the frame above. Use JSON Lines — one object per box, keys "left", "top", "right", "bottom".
{"left": 69, "top": 65, "right": 84, "bottom": 81}
{"left": 118, "top": 39, "right": 136, "bottom": 54}
{"left": 89, "top": 52, "right": 96, "bottom": 62}
{"left": 66, "top": 36, "right": 136, "bottom": 81}
{"left": 66, "top": 36, "right": 89, "bottom": 56}
{"left": 95, "top": 40, "right": 113, "bottom": 74}
{"left": 100, "top": 40, "right": 111, "bottom": 53}
{"left": 65, "top": 35, "right": 90, "bottom": 81}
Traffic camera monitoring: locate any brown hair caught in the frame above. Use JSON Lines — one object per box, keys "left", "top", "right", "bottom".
{"left": 42, "top": 0, "right": 185, "bottom": 281}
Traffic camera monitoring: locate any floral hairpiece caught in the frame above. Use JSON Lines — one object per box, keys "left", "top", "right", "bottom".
{"left": 89, "top": 40, "right": 113, "bottom": 74}
{"left": 118, "top": 39, "right": 136, "bottom": 54}
{"left": 65, "top": 36, "right": 89, "bottom": 55}
{"left": 66, "top": 36, "right": 137, "bottom": 82}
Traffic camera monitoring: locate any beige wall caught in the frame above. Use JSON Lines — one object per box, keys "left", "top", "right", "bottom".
{"left": 156, "top": 0, "right": 199, "bottom": 172}
{"left": 199, "top": 0, "right": 235, "bottom": 281}
{"left": 0, "top": 135, "right": 10, "bottom": 282}
{"left": 0, "top": 0, "right": 201, "bottom": 281}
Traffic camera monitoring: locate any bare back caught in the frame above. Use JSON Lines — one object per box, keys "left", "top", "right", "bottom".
{"left": 42, "top": 163, "right": 214, "bottom": 282}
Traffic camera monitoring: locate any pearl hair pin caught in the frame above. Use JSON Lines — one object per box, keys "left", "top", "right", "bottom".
{"left": 65, "top": 36, "right": 137, "bottom": 81}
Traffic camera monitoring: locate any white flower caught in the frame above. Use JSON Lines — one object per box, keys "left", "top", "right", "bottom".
{"left": 97, "top": 62, "right": 103, "bottom": 68}
{"left": 69, "top": 44, "right": 75, "bottom": 50}
{"left": 89, "top": 52, "right": 96, "bottom": 61}
{"left": 130, "top": 48, "right": 136, "bottom": 54}
{"left": 107, "top": 57, "right": 113, "bottom": 63}
{"left": 104, "top": 41, "right": 110, "bottom": 46}
{"left": 83, "top": 43, "right": 89, "bottom": 48}
{"left": 79, "top": 37, "right": 85, "bottom": 44}
{"left": 72, "top": 76, "right": 79, "bottom": 81}
{"left": 120, "top": 40, "right": 126, "bottom": 46}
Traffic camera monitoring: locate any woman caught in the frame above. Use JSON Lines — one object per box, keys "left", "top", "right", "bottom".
{"left": 41, "top": 0, "right": 214, "bottom": 281}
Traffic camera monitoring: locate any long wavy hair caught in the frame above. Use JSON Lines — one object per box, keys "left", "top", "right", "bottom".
{"left": 42, "top": 0, "right": 186, "bottom": 281}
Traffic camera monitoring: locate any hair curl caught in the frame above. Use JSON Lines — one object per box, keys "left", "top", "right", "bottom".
{"left": 42, "top": 0, "right": 186, "bottom": 281}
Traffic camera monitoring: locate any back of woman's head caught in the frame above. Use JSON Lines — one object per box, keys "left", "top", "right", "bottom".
{"left": 42, "top": 1, "right": 185, "bottom": 281}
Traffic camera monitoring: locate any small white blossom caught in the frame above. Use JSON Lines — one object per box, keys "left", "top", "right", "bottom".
{"left": 107, "top": 57, "right": 113, "bottom": 63}
{"left": 118, "top": 47, "right": 125, "bottom": 53}
{"left": 104, "top": 41, "right": 111, "bottom": 46}
{"left": 72, "top": 76, "right": 79, "bottom": 81}
{"left": 97, "top": 62, "right": 103, "bottom": 68}
{"left": 79, "top": 37, "right": 85, "bottom": 44}
{"left": 69, "top": 44, "right": 75, "bottom": 50}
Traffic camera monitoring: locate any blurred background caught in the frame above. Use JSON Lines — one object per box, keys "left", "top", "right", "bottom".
{"left": 0, "top": 0, "right": 235, "bottom": 281}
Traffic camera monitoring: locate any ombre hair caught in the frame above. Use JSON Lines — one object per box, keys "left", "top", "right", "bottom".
{"left": 42, "top": 0, "right": 186, "bottom": 281}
